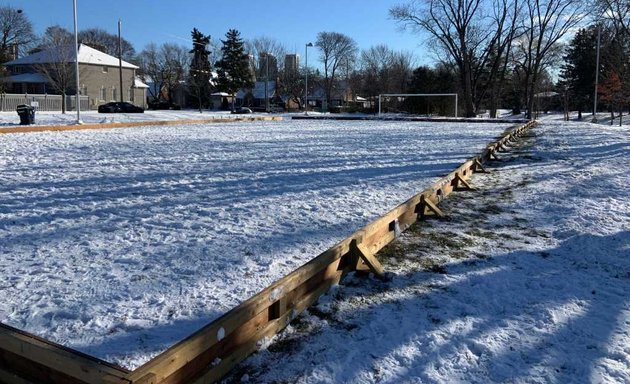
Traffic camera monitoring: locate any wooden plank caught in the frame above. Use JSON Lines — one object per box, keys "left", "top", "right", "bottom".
{"left": 126, "top": 241, "right": 353, "bottom": 383}
{"left": 419, "top": 195, "right": 445, "bottom": 218}
{"left": 351, "top": 240, "right": 384, "bottom": 276}
{"left": 190, "top": 268, "right": 345, "bottom": 384}
{"left": 0, "top": 116, "right": 284, "bottom": 135}
{"left": 453, "top": 173, "right": 474, "bottom": 190}
{"left": 0, "top": 324, "right": 129, "bottom": 384}
{"left": 473, "top": 158, "right": 488, "bottom": 173}
{"left": 0, "top": 366, "right": 39, "bottom": 384}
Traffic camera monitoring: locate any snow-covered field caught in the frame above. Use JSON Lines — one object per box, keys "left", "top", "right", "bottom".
{"left": 227, "top": 117, "right": 630, "bottom": 383}
{"left": 0, "top": 119, "right": 511, "bottom": 369}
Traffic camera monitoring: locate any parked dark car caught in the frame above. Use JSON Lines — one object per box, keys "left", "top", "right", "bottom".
{"left": 148, "top": 100, "right": 181, "bottom": 110}
{"left": 231, "top": 107, "right": 252, "bottom": 114}
{"left": 98, "top": 102, "right": 144, "bottom": 113}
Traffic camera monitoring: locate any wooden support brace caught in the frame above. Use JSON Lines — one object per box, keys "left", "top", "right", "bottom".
{"left": 453, "top": 174, "right": 474, "bottom": 191}
{"left": 473, "top": 159, "right": 488, "bottom": 173}
{"left": 350, "top": 239, "right": 384, "bottom": 276}
{"left": 419, "top": 195, "right": 444, "bottom": 218}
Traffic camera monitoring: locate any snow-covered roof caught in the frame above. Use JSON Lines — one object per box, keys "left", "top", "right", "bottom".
{"left": 1, "top": 72, "right": 49, "bottom": 83}
{"left": 5, "top": 44, "right": 138, "bottom": 69}
{"left": 134, "top": 77, "right": 149, "bottom": 88}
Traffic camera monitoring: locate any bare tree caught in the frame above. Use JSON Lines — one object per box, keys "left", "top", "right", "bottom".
{"left": 139, "top": 42, "right": 190, "bottom": 103}
{"left": 78, "top": 27, "right": 136, "bottom": 62}
{"left": 34, "top": 26, "right": 76, "bottom": 113}
{"left": 315, "top": 31, "right": 358, "bottom": 109}
{"left": 596, "top": 0, "right": 630, "bottom": 36}
{"left": 390, "top": 0, "right": 517, "bottom": 117}
{"left": 360, "top": 45, "right": 395, "bottom": 97}
{"left": 0, "top": 6, "right": 36, "bottom": 60}
{"left": 278, "top": 67, "right": 306, "bottom": 110}
{"left": 360, "top": 45, "right": 415, "bottom": 97}
{"left": 482, "top": 0, "right": 523, "bottom": 117}
{"left": 0, "top": 6, "right": 37, "bottom": 92}
{"left": 246, "top": 36, "right": 286, "bottom": 78}
{"left": 390, "top": 50, "right": 415, "bottom": 93}
{"left": 518, "top": 0, "right": 586, "bottom": 119}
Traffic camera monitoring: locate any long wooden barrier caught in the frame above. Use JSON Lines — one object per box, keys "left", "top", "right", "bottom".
{"left": 0, "top": 120, "right": 535, "bottom": 383}
{"left": 0, "top": 116, "right": 284, "bottom": 135}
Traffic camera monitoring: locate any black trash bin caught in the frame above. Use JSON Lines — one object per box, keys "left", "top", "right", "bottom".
{"left": 16, "top": 104, "right": 36, "bottom": 125}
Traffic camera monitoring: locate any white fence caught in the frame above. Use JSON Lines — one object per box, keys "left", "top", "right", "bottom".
{"left": 0, "top": 93, "right": 89, "bottom": 112}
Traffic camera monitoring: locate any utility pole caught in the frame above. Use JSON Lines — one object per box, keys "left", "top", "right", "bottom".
{"left": 72, "top": 0, "right": 82, "bottom": 124}
{"left": 593, "top": 23, "right": 601, "bottom": 123}
{"left": 304, "top": 42, "right": 313, "bottom": 114}
{"left": 118, "top": 19, "right": 124, "bottom": 102}
{"left": 264, "top": 53, "right": 269, "bottom": 112}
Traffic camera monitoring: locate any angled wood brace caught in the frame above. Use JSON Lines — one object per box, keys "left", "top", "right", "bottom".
{"left": 350, "top": 238, "right": 384, "bottom": 276}
{"left": 416, "top": 195, "right": 444, "bottom": 219}
{"left": 473, "top": 158, "right": 488, "bottom": 173}
{"left": 453, "top": 173, "right": 474, "bottom": 191}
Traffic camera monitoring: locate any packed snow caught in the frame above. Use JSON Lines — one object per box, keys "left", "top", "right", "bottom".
{"left": 226, "top": 116, "right": 630, "bottom": 383}
{"left": 0, "top": 119, "right": 512, "bottom": 369}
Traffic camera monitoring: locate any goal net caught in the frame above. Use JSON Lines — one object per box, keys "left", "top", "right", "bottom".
{"left": 378, "top": 93, "right": 458, "bottom": 117}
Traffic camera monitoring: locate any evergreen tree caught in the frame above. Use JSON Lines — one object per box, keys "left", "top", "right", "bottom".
{"left": 189, "top": 28, "right": 212, "bottom": 112}
{"left": 560, "top": 26, "right": 598, "bottom": 119}
{"left": 215, "top": 29, "right": 254, "bottom": 111}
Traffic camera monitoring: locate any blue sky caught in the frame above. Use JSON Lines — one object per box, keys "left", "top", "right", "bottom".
{"left": 9, "top": 0, "right": 432, "bottom": 65}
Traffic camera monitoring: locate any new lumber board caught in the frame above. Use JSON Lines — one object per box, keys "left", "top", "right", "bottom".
{"left": 0, "top": 323, "right": 129, "bottom": 384}
{"left": 0, "top": 116, "right": 284, "bottom": 135}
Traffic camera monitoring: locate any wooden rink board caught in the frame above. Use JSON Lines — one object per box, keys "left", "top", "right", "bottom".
{"left": 0, "top": 115, "right": 284, "bottom": 135}
{"left": 0, "top": 120, "right": 536, "bottom": 383}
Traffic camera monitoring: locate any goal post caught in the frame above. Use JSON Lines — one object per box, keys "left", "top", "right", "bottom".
{"left": 378, "top": 93, "right": 458, "bottom": 118}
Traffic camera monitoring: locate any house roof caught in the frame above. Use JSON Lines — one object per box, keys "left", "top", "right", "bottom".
{"left": 5, "top": 44, "right": 138, "bottom": 69}
{"left": 1, "top": 72, "right": 49, "bottom": 83}
{"left": 236, "top": 80, "right": 277, "bottom": 99}
{"left": 134, "top": 77, "right": 149, "bottom": 88}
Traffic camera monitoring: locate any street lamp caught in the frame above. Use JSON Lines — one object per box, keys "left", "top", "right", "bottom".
{"left": 263, "top": 53, "right": 270, "bottom": 112}
{"left": 593, "top": 23, "right": 602, "bottom": 123}
{"left": 304, "top": 42, "right": 313, "bottom": 114}
{"left": 72, "top": 0, "right": 82, "bottom": 124}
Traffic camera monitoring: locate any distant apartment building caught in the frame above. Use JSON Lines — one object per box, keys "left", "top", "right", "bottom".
{"left": 284, "top": 54, "right": 299, "bottom": 74}
{"left": 257, "top": 53, "right": 278, "bottom": 79}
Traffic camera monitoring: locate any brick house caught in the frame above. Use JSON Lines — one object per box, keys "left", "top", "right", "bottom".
{"left": 2, "top": 44, "right": 147, "bottom": 109}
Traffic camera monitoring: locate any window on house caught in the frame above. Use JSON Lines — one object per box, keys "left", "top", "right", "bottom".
{"left": 101, "top": 86, "right": 106, "bottom": 101}
{"left": 102, "top": 66, "right": 109, "bottom": 73}
{"left": 112, "top": 87, "right": 117, "bottom": 101}
{"left": 128, "top": 88, "right": 134, "bottom": 102}
{"left": 80, "top": 84, "right": 87, "bottom": 95}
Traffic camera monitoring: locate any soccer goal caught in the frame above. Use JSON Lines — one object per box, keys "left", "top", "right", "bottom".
{"left": 378, "top": 93, "right": 458, "bottom": 118}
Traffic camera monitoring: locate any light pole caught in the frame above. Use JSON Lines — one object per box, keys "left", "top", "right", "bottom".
{"left": 72, "top": 0, "right": 82, "bottom": 124}
{"left": 118, "top": 19, "right": 123, "bottom": 102}
{"left": 264, "top": 53, "right": 269, "bottom": 112}
{"left": 593, "top": 23, "right": 601, "bottom": 123}
{"left": 304, "top": 42, "right": 313, "bottom": 114}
